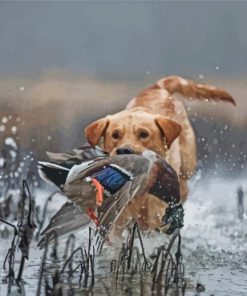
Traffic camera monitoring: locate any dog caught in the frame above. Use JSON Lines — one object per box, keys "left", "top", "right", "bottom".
{"left": 84, "top": 75, "right": 235, "bottom": 235}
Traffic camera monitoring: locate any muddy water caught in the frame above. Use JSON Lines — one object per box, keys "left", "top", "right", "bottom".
{"left": 0, "top": 173, "right": 247, "bottom": 295}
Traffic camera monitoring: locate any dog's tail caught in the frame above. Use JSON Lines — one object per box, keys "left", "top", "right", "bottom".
{"left": 150, "top": 75, "right": 236, "bottom": 105}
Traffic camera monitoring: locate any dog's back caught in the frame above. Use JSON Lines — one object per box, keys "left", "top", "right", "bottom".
{"left": 125, "top": 75, "right": 235, "bottom": 184}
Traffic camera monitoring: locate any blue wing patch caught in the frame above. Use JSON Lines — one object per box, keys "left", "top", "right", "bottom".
{"left": 92, "top": 165, "right": 131, "bottom": 194}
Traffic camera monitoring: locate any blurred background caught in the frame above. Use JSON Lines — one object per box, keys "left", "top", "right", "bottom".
{"left": 0, "top": 1, "right": 246, "bottom": 178}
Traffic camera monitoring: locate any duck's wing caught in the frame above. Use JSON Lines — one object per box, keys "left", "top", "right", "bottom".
{"left": 38, "top": 161, "right": 70, "bottom": 189}
{"left": 95, "top": 171, "right": 148, "bottom": 251}
{"left": 38, "top": 154, "right": 152, "bottom": 247}
{"left": 73, "top": 145, "right": 108, "bottom": 159}
{"left": 64, "top": 154, "right": 151, "bottom": 207}
{"left": 38, "top": 202, "right": 91, "bottom": 248}
{"left": 37, "top": 156, "right": 107, "bottom": 195}
{"left": 46, "top": 145, "right": 108, "bottom": 168}
{"left": 66, "top": 155, "right": 152, "bottom": 249}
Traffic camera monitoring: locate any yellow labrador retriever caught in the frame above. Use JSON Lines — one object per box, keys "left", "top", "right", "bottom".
{"left": 85, "top": 76, "right": 235, "bottom": 234}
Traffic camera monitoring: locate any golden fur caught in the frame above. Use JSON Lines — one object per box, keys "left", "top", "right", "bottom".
{"left": 85, "top": 75, "right": 235, "bottom": 234}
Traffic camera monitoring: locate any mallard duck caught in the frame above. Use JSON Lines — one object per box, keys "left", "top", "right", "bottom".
{"left": 38, "top": 146, "right": 183, "bottom": 249}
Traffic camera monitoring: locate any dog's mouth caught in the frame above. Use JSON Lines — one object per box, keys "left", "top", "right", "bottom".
{"left": 111, "top": 146, "right": 143, "bottom": 156}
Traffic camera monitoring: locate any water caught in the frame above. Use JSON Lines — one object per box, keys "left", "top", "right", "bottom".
{"left": 0, "top": 173, "right": 247, "bottom": 295}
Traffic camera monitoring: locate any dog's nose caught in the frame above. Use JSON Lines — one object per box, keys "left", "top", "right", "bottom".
{"left": 116, "top": 147, "right": 135, "bottom": 155}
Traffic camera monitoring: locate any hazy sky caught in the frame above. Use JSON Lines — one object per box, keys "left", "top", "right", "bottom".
{"left": 0, "top": 1, "right": 246, "bottom": 80}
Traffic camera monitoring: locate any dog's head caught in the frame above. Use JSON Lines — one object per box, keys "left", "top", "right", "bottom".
{"left": 85, "top": 107, "right": 181, "bottom": 156}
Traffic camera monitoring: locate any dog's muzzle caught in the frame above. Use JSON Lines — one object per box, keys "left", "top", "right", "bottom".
{"left": 116, "top": 147, "right": 135, "bottom": 155}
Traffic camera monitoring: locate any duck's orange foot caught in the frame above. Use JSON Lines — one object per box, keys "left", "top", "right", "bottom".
{"left": 87, "top": 207, "right": 99, "bottom": 226}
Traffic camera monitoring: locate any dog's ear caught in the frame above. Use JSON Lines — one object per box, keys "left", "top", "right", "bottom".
{"left": 84, "top": 117, "right": 109, "bottom": 146}
{"left": 155, "top": 116, "right": 182, "bottom": 149}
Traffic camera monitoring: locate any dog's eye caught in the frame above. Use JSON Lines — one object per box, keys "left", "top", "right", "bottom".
{"left": 139, "top": 131, "right": 149, "bottom": 139}
{"left": 112, "top": 131, "right": 120, "bottom": 140}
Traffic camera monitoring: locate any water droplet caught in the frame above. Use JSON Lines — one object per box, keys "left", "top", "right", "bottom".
{"left": 11, "top": 126, "right": 17, "bottom": 134}
{"left": 4, "top": 137, "right": 17, "bottom": 149}
{"left": 2, "top": 117, "right": 8, "bottom": 124}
